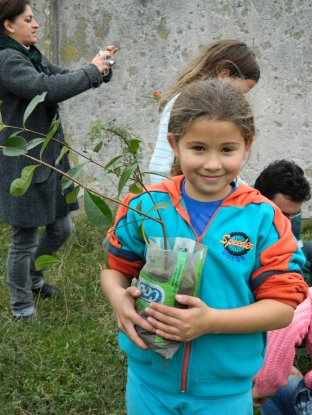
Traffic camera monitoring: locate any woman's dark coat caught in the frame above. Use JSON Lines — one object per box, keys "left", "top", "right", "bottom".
{"left": 0, "top": 48, "right": 109, "bottom": 227}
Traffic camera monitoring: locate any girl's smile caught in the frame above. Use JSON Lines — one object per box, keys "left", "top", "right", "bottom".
{"left": 168, "top": 118, "right": 253, "bottom": 202}
{"left": 201, "top": 174, "right": 224, "bottom": 182}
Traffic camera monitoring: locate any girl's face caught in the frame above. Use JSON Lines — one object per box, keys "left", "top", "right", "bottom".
{"left": 168, "top": 119, "right": 253, "bottom": 202}
{"left": 217, "top": 70, "right": 257, "bottom": 92}
{"left": 4, "top": 6, "right": 39, "bottom": 47}
{"left": 226, "top": 78, "right": 256, "bottom": 92}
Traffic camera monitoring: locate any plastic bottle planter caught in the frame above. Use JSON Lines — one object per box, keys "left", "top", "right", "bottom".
{"left": 135, "top": 237, "right": 207, "bottom": 359}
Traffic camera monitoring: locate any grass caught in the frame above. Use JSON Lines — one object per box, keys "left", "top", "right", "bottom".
{"left": 1, "top": 215, "right": 312, "bottom": 414}
{"left": 0, "top": 213, "right": 126, "bottom": 415}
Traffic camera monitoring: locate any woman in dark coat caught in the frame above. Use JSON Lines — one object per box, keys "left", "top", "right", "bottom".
{"left": 0, "top": 0, "right": 118, "bottom": 319}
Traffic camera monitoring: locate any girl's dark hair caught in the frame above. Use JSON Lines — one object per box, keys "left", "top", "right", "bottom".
{"left": 0, "top": 0, "right": 30, "bottom": 34}
{"left": 169, "top": 80, "right": 255, "bottom": 176}
{"left": 160, "top": 39, "right": 260, "bottom": 111}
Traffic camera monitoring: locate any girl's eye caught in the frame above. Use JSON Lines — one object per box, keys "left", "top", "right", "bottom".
{"left": 222, "top": 147, "right": 234, "bottom": 153}
{"left": 193, "top": 146, "right": 205, "bottom": 151}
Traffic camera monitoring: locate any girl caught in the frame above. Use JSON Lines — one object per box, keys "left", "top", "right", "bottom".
{"left": 149, "top": 39, "right": 260, "bottom": 184}
{"left": 101, "top": 80, "right": 307, "bottom": 415}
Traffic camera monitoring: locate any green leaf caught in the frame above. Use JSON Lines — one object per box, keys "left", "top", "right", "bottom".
{"left": 26, "top": 137, "right": 46, "bottom": 151}
{"left": 138, "top": 222, "right": 150, "bottom": 244}
{"left": 23, "top": 92, "right": 47, "bottom": 127}
{"left": 149, "top": 202, "right": 169, "bottom": 212}
{"left": 129, "top": 139, "right": 141, "bottom": 154}
{"left": 129, "top": 182, "right": 143, "bottom": 194}
{"left": 136, "top": 200, "right": 143, "bottom": 215}
{"left": 92, "top": 141, "right": 103, "bottom": 153}
{"left": 95, "top": 171, "right": 109, "bottom": 182}
{"left": 55, "top": 146, "right": 70, "bottom": 166}
{"left": 40, "top": 117, "right": 61, "bottom": 159}
{"left": 3, "top": 135, "right": 27, "bottom": 156}
{"left": 35, "top": 254, "right": 62, "bottom": 270}
{"left": 104, "top": 155, "right": 123, "bottom": 169}
{"left": 118, "top": 165, "right": 137, "bottom": 196}
{"left": 66, "top": 185, "right": 80, "bottom": 204}
{"left": 10, "top": 165, "right": 39, "bottom": 196}
{"left": 61, "top": 162, "right": 88, "bottom": 191}
{"left": 83, "top": 142, "right": 103, "bottom": 159}
{"left": 84, "top": 190, "right": 113, "bottom": 229}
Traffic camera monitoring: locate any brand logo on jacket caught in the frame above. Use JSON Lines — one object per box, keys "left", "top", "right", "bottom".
{"left": 220, "top": 232, "right": 254, "bottom": 262}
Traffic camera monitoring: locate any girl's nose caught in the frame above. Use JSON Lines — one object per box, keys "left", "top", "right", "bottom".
{"left": 203, "top": 154, "right": 222, "bottom": 171}
{"left": 33, "top": 20, "right": 39, "bottom": 28}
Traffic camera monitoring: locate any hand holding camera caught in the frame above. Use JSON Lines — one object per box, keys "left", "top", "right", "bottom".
{"left": 92, "top": 45, "right": 118, "bottom": 76}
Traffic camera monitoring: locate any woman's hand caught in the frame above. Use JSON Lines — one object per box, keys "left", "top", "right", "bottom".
{"left": 103, "top": 45, "right": 118, "bottom": 60}
{"left": 91, "top": 54, "right": 110, "bottom": 75}
{"left": 93, "top": 45, "right": 118, "bottom": 75}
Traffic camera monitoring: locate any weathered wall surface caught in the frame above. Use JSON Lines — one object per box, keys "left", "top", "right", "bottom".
{"left": 31, "top": 0, "right": 312, "bottom": 216}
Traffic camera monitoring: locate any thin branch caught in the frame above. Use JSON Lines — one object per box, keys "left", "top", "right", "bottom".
{"left": 132, "top": 171, "right": 168, "bottom": 250}
{"left": 1, "top": 123, "right": 168, "bottom": 244}
{"left": 2, "top": 124, "right": 106, "bottom": 169}
{"left": 0, "top": 146, "right": 163, "bottom": 224}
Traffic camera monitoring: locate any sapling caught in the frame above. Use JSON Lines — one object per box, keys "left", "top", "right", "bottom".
{"left": 0, "top": 92, "right": 169, "bottom": 267}
{"left": 0, "top": 93, "right": 207, "bottom": 359}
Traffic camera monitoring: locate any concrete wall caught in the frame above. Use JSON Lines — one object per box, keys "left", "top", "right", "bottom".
{"left": 31, "top": 0, "right": 312, "bottom": 216}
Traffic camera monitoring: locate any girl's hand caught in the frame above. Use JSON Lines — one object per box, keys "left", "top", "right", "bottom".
{"left": 111, "top": 286, "right": 155, "bottom": 350}
{"left": 252, "top": 387, "right": 275, "bottom": 407}
{"left": 145, "top": 295, "right": 213, "bottom": 342}
{"left": 101, "top": 270, "right": 154, "bottom": 350}
{"left": 291, "top": 365, "right": 303, "bottom": 377}
{"left": 145, "top": 297, "right": 295, "bottom": 341}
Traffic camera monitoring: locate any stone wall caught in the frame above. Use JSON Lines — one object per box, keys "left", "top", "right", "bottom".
{"left": 31, "top": 0, "right": 312, "bottom": 216}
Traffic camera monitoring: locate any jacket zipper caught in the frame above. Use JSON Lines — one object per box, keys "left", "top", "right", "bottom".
{"left": 176, "top": 201, "right": 222, "bottom": 393}
{"left": 175, "top": 203, "right": 198, "bottom": 393}
{"left": 181, "top": 341, "right": 191, "bottom": 392}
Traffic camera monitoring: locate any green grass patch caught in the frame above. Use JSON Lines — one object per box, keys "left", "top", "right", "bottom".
{"left": 0, "top": 214, "right": 126, "bottom": 415}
